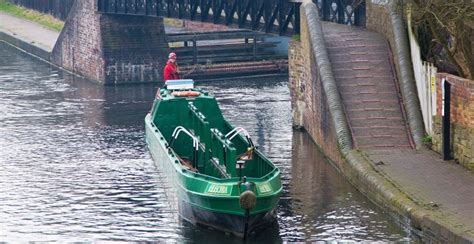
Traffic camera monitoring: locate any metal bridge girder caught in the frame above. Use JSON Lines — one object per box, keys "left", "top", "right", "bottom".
{"left": 97, "top": 0, "right": 366, "bottom": 36}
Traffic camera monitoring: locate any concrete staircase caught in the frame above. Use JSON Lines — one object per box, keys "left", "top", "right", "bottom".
{"left": 322, "top": 22, "right": 413, "bottom": 149}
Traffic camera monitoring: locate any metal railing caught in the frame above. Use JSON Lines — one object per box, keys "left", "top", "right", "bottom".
{"left": 97, "top": 0, "right": 366, "bottom": 36}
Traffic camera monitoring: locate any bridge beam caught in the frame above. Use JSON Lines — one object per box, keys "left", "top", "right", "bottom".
{"left": 51, "top": 0, "right": 169, "bottom": 84}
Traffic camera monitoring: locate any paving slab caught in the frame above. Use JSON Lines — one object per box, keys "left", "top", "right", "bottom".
{"left": 367, "top": 149, "right": 474, "bottom": 231}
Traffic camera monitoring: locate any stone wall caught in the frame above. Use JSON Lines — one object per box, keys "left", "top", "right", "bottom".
{"left": 288, "top": 6, "right": 344, "bottom": 168}
{"left": 432, "top": 73, "right": 474, "bottom": 170}
{"left": 51, "top": 0, "right": 169, "bottom": 84}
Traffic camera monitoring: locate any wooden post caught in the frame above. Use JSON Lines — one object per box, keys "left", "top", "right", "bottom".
{"left": 442, "top": 80, "right": 452, "bottom": 160}
{"left": 253, "top": 33, "right": 257, "bottom": 61}
{"left": 193, "top": 38, "right": 197, "bottom": 65}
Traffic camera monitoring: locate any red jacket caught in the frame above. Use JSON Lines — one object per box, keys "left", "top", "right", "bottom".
{"left": 163, "top": 59, "right": 180, "bottom": 80}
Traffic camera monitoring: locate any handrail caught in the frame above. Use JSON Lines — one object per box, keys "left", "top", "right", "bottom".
{"left": 169, "top": 126, "right": 199, "bottom": 150}
{"left": 225, "top": 127, "right": 255, "bottom": 148}
{"left": 169, "top": 126, "right": 200, "bottom": 168}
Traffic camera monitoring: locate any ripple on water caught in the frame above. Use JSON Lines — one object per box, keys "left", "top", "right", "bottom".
{"left": 0, "top": 42, "right": 411, "bottom": 242}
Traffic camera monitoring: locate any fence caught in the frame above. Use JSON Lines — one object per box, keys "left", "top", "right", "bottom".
{"left": 407, "top": 9, "right": 437, "bottom": 135}
{"left": 6, "top": 0, "right": 75, "bottom": 21}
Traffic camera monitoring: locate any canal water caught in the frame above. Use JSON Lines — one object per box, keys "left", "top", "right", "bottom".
{"left": 0, "top": 42, "right": 412, "bottom": 242}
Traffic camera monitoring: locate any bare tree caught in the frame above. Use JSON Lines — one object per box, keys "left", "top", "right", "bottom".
{"left": 409, "top": 0, "right": 474, "bottom": 79}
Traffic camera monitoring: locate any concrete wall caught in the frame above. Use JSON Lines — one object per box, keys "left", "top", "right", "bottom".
{"left": 51, "top": 0, "right": 169, "bottom": 84}
{"left": 432, "top": 73, "right": 474, "bottom": 170}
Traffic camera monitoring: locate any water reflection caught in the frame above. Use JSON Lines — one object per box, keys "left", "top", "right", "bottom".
{"left": 286, "top": 131, "right": 407, "bottom": 242}
{"left": 0, "top": 42, "right": 409, "bottom": 242}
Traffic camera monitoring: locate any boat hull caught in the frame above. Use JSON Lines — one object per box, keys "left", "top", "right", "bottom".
{"left": 146, "top": 123, "right": 278, "bottom": 236}
{"left": 179, "top": 198, "right": 277, "bottom": 237}
{"left": 145, "top": 97, "right": 281, "bottom": 237}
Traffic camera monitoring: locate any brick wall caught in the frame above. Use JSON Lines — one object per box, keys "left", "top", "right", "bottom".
{"left": 51, "top": 0, "right": 169, "bottom": 84}
{"left": 51, "top": 0, "right": 104, "bottom": 83}
{"left": 432, "top": 73, "right": 474, "bottom": 169}
{"left": 288, "top": 9, "right": 344, "bottom": 168}
{"left": 366, "top": 1, "right": 397, "bottom": 74}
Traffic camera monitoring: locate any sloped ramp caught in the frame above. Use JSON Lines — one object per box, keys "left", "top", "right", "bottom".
{"left": 322, "top": 22, "right": 413, "bottom": 149}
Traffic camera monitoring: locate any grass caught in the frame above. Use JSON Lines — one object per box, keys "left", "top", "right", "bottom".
{"left": 0, "top": 0, "right": 64, "bottom": 32}
{"left": 292, "top": 34, "right": 301, "bottom": 41}
{"left": 164, "top": 17, "right": 185, "bottom": 28}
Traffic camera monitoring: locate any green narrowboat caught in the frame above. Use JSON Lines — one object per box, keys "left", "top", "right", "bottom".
{"left": 145, "top": 80, "right": 282, "bottom": 238}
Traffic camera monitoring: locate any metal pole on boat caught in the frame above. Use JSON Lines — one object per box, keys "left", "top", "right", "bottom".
{"left": 237, "top": 160, "right": 245, "bottom": 181}
{"left": 239, "top": 178, "right": 257, "bottom": 240}
{"left": 244, "top": 209, "right": 250, "bottom": 240}
{"left": 222, "top": 145, "right": 227, "bottom": 167}
{"left": 193, "top": 144, "right": 198, "bottom": 169}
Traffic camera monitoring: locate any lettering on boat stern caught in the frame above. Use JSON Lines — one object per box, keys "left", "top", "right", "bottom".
{"left": 206, "top": 184, "right": 231, "bottom": 195}
{"left": 257, "top": 183, "right": 273, "bottom": 195}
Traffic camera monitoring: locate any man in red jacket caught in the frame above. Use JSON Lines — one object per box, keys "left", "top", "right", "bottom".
{"left": 163, "top": 52, "right": 180, "bottom": 81}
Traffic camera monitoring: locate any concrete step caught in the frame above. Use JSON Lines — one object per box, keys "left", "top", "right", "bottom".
{"left": 338, "top": 84, "right": 398, "bottom": 94}
{"left": 349, "top": 117, "right": 406, "bottom": 127}
{"left": 325, "top": 39, "right": 390, "bottom": 47}
{"left": 354, "top": 135, "right": 411, "bottom": 148}
{"left": 334, "top": 73, "right": 394, "bottom": 80}
{"left": 344, "top": 101, "right": 401, "bottom": 110}
{"left": 326, "top": 45, "right": 389, "bottom": 54}
{"left": 352, "top": 125, "right": 409, "bottom": 137}
{"left": 340, "top": 92, "right": 400, "bottom": 102}
{"left": 357, "top": 144, "right": 413, "bottom": 150}
{"left": 329, "top": 54, "right": 389, "bottom": 63}
{"left": 332, "top": 59, "right": 393, "bottom": 68}
{"left": 332, "top": 68, "right": 393, "bottom": 78}
{"left": 346, "top": 108, "right": 404, "bottom": 120}
{"left": 346, "top": 107, "right": 402, "bottom": 113}
{"left": 336, "top": 77, "right": 397, "bottom": 86}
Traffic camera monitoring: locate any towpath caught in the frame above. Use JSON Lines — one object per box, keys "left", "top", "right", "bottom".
{"left": 323, "top": 21, "right": 474, "bottom": 240}
{"left": 0, "top": 12, "right": 59, "bottom": 53}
